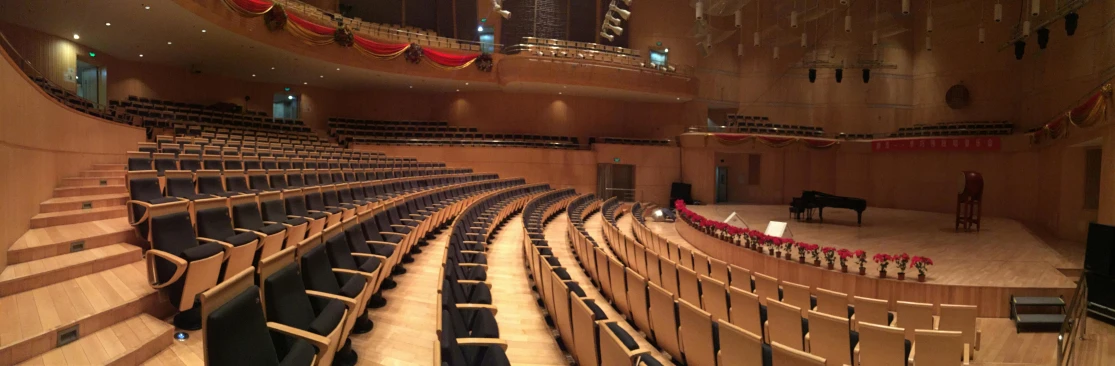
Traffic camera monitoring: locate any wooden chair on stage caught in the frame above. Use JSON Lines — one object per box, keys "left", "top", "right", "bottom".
{"left": 956, "top": 171, "right": 983, "bottom": 231}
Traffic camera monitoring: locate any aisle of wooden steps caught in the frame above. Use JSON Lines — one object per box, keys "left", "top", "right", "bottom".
{"left": 1, "top": 163, "right": 174, "bottom": 365}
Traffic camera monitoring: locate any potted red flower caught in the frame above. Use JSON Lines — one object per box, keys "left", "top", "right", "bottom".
{"left": 837, "top": 248, "right": 853, "bottom": 272}
{"left": 873, "top": 253, "right": 892, "bottom": 278}
{"left": 796, "top": 242, "right": 808, "bottom": 263}
{"left": 912, "top": 256, "right": 933, "bottom": 282}
{"left": 893, "top": 253, "right": 911, "bottom": 280}
{"left": 783, "top": 240, "right": 796, "bottom": 260}
{"left": 769, "top": 237, "right": 780, "bottom": 256}
{"left": 855, "top": 250, "right": 868, "bottom": 275}
{"left": 822, "top": 247, "right": 837, "bottom": 269}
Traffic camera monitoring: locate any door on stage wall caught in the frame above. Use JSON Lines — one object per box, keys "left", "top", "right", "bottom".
{"left": 598, "top": 163, "right": 636, "bottom": 202}
{"left": 715, "top": 166, "right": 728, "bottom": 203}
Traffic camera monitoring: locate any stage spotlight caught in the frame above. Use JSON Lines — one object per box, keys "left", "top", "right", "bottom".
{"left": 1031, "top": 0, "right": 1040, "bottom": 16}
{"left": 606, "top": 13, "right": 622, "bottom": 26}
{"left": 1014, "top": 40, "right": 1026, "bottom": 60}
{"left": 737, "top": 43, "right": 743, "bottom": 56}
{"left": 1065, "top": 12, "right": 1079, "bottom": 36}
{"left": 735, "top": 10, "right": 742, "bottom": 28}
{"left": 1037, "top": 28, "right": 1050, "bottom": 49}
{"left": 901, "top": 0, "right": 910, "bottom": 15}
{"left": 696, "top": 0, "right": 704, "bottom": 20}
{"left": 801, "top": 32, "right": 807, "bottom": 47}
{"left": 835, "top": 68, "right": 843, "bottom": 83}
{"left": 753, "top": 31, "right": 761, "bottom": 46}
{"left": 791, "top": 11, "right": 799, "bottom": 28}
{"left": 994, "top": 2, "right": 1003, "bottom": 22}
{"left": 654, "top": 209, "right": 663, "bottom": 218}
{"left": 603, "top": 23, "right": 624, "bottom": 36}
{"left": 808, "top": 69, "right": 817, "bottom": 83}
{"left": 845, "top": 15, "right": 852, "bottom": 32}
{"left": 979, "top": 24, "right": 986, "bottom": 44}
{"left": 610, "top": 4, "right": 631, "bottom": 20}
{"left": 862, "top": 68, "right": 871, "bottom": 83}
{"left": 600, "top": 31, "right": 615, "bottom": 41}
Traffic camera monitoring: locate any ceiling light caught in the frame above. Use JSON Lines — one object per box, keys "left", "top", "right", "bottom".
{"left": 105, "top": 22, "right": 111, "bottom": 26}
{"left": 409, "top": 86, "right": 413, "bottom": 88}
{"left": 477, "top": 26, "right": 483, "bottom": 31}
{"left": 202, "top": 29, "right": 207, "bottom": 33}
{"left": 167, "top": 41, "right": 172, "bottom": 45}
{"left": 676, "top": 97, "right": 681, "bottom": 100}
{"left": 287, "top": 95, "right": 294, "bottom": 100}
{"left": 139, "top": 54, "right": 144, "bottom": 57}
{"left": 336, "top": 68, "right": 340, "bottom": 71}
{"left": 465, "top": 82, "right": 469, "bottom": 86}
{"left": 251, "top": 74, "right": 256, "bottom": 77}
{"left": 144, "top": 5, "right": 151, "bottom": 10}
{"left": 72, "top": 34, "right": 80, "bottom": 39}
{"left": 303, "top": 82, "right": 307, "bottom": 85}
{"left": 319, "top": 75, "right": 324, "bottom": 78}
{"left": 664, "top": 48, "right": 669, "bottom": 53}
{"left": 558, "top": 92, "right": 562, "bottom": 95}
{"left": 271, "top": 67, "right": 275, "bottom": 70}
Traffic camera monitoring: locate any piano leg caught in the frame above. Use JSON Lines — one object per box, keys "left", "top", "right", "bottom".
{"left": 818, "top": 208, "right": 824, "bottom": 223}
{"left": 857, "top": 211, "right": 862, "bottom": 226}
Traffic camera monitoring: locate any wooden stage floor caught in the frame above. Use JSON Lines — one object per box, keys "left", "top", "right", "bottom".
{"left": 653, "top": 204, "right": 1082, "bottom": 289}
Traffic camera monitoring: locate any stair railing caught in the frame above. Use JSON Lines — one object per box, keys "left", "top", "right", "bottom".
{"left": 1058, "top": 275, "right": 1088, "bottom": 366}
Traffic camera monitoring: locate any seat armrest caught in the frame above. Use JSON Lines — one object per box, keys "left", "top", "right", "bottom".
{"left": 233, "top": 228, "right": 267, "bottom": 238}
{"left": 456, "top": 303, "right": 498, "bottom": 315}
{"left": 367, "top": 240, "right": 398, "bottom": 247}
{"left": 305, "top": 290, "right": 358, "bottom": 307}
{"left": 458, "top": 279, "right": 492, "bottom": 288}
{"left": 351, "top": 252, "right": 388, "bottom": 261}
{"left": 267, "top": 322, "right": 331, "bottom": 353}
{"left": 456, "top": 338, "right": 509, "bottom": 350}
{"left": 144, "top": 249, "right": 187, "bottom": 288}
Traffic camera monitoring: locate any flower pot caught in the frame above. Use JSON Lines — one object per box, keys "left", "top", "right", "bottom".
{"left": 879, "top": 270, "right": 888, "bottom": 279}
{"left": 840, "top": 264, "right": 847, "bottom": 273}
{"left": 897, "top": 273, "right": 905, "bottom": 281}
{"left": 918, "top": 274, "right": 926, "bottom": 282}
{"left": 799, "top": 256, "right": 806, "bottom": 263}
{"left": 859, "top": 267, "right": 866, "bottom": 275}
{"left": 785, "top": 253, "right": 792, "bottom": 260}
{"left": 814, "top": 259, "right": 821, "bottom": 266}
{"left": 770, "top": 249, "right": 776, "bottom": 256}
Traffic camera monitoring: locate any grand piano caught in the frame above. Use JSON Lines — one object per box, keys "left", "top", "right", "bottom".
{"left": 789, "top": 190, "right": 867, "bottom": 225}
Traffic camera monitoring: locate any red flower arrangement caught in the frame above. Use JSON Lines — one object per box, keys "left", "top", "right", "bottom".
{"left": 855, "top": 250, "right": 867, "bottom": 269}
{"left": 873, "top": 253, "right": 892, "bottom": 272}
{"left": 893, "top": 253, "right": 911, "bottom": 274}
{"left": 837, "top": 248, "right": 853, "bottom": 270}
{"left": 912, "top": 256, "right": 934, "bottom": 276}
{"left": 822, "top": 246, "right": 837, "bottom": 264}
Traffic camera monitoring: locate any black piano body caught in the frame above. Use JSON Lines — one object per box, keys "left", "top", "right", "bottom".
{"left": 789, "top": 190, "right": 867, "bottom": 225}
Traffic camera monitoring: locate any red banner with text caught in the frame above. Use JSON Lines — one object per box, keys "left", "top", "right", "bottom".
{"left": 871, "top": 137, "right": 1001, "bottom": 152}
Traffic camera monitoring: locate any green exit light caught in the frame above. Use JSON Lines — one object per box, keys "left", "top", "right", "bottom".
{"left": 284, "top": 87, "right": 291, "bottom": 91}
{"left": 613, "top": 158, "right": 621, "bottom": 163}
{"left": 656, "top": 42, "right": 662, "bottom": 46}
{"left": 88, "top": 52, "right": 96, "bottom": 57}
{"left": 481, "top": 18, "right": 487, "bottom": 23}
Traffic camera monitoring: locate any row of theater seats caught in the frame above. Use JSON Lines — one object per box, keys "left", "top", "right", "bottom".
{"left": 179, "top": 176, "right": 512, "bottom": 365}
{"left": 29, "top": 76, "right": 131, "bottom": 124}
{"left": 622, "top": 203, "right": 981, "bottom": 366}
{"left": 521, "top": 190, "right": 669, "bottom": 366}
{"left": 436, "top": 180, "right": 541, "bottom": 365}
{"left": 117, "top": 95, "right": 314, "bottom": 134}
{"left": 590, "top": 137, "right": 673, "bottom": 147}
{"left": 894, "top": 121, "right": 1013, "bottom": 138}
{"left": 139, "top": 134, "right": 339, "bottom": 162}
{"left": 164, "top": 130, "right": 329, "bottom": 149}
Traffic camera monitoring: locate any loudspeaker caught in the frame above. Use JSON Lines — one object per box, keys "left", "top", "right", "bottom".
{"left": 1085, "top": 222, "right": 1115, "bottom": 276}
{"left": 670, "top": 182, "right": 693, "bottom": 208}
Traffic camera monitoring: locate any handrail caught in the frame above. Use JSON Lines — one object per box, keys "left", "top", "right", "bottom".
{"left": 1058, "top": 275, "right": 1089, "bottom": 365}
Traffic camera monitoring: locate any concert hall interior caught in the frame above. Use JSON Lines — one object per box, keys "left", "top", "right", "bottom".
{"left": 2, "top": 0, "right": 1115, "bottom": 365}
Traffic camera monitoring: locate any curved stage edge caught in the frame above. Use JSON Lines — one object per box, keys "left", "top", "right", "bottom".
{"left": 673, "top": 219, "right": 1075, "bottom": 318}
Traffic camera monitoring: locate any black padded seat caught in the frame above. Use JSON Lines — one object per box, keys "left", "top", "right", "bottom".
{"left": 258, "top": 223, "right": 287, "bottom": 235}
{"left": 205, "top": 284, "right": 316, "bottom": 366}
{"left": 262, "top": 263, "right": 348, "bottom": 361}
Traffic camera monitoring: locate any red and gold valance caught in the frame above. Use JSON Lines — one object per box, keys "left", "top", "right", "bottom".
{"left": 1029, "top": 84, "right": 1112, "bottom": 145}
{"left": 222, "top": 0, "right": 274, "bottom": 16}
{"left": 219, "top": 1, "right": 489, "bottom": 71}
{"left": 711, "top": 133, "right": 840, "bottom": 149}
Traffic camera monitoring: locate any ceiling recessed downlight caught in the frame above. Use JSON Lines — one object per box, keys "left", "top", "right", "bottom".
{"left": 72, "top": 34, "right": 80, "bottom": 39}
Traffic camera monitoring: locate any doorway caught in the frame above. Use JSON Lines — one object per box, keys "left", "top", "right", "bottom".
{"left": 715, "top": 166, "right": 728, "bottom": 203}
{"left": 75, "top": 59, "right": 101, "bottom": 106}
{"left": 273, "top": 92, "right": 299, "bottom": 119}
{"left": 597, "top": 163, "right": 636, "bottom": 202}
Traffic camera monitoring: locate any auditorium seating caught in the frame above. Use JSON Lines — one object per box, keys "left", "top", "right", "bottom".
{"left": 330, "top": 118, "right": 580, "bottom": 149}
{"left": 28, "top": 75, "right": 132, "bottom": 123}
{"left": 893, "top": 120, "right": 1013, "bottom": 137}
{"left": 118, "top": 95, "right": 314, "bottom": 137}
{"left": 725, "top": 115, "right": 824, "bottom": 137}
{"left": 590, "top": 137, "right": 673, "bottom": 147}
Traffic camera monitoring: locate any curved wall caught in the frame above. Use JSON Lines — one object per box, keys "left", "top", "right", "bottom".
{"left": 0, "top": 45, "right": 146, "bottom": 272}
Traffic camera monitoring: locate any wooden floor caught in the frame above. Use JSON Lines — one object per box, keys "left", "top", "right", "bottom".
{"left": 567, "top": 212, "right": 673, "bottom": 364}
{"left": 672, "top": 204, "right": 1080, "bottom": 288}
{"left": 486, "top": 216, "right": 566, "bottom": 366}
{"left": 638, "top": 205, "right": 1115, "bottom": 366}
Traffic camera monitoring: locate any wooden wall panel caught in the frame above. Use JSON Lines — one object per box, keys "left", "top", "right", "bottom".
{"left": 0, "top": 44, "right": 146, "bottom": 272}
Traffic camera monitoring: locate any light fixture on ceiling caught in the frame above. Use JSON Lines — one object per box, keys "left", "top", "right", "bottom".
{"left": 1031, "top": 0, "right": 1040, "bottom": 16}
{"left": 144, "top": 5, "right": 151, "bottom": 10}
{"left": 477, "top": 25, "right": 483, "bottom": 31}
{"left": 105, "top": 22, "right": 111, "bottom": 26}
{"left": 695, "top": 0, "right": 704, "bottom": 20}
{"left": 303, "top": 82, "right": 308, "bottom": 85}
{"left": 139, "top": 54, "right": 144, "bottom": 57}
{"left": 456, "top": 89, "right": 460, "bottom": 92}
{"left": 610, "top": 4, "right": 631, "bottom": 20}
{"left": 72, "top": 34, "right": 80, "bottom": 39}
{"left": 336, "top": 68, "right": 340, "bottom": 71}
{"left": 492, "top": 0, "right": 511, "bottom": 19}
{"left": 465, "top": 82, "right": 469, "bottom": 86}
{"left": 901, "top": 0, "right": 910, "bottom": 15}
{"left": 251, "top": 74, "right": 256, "bottom": 77}
{"left": 202, "top": 29, "right": 207, "bottom": 33}
{"left": 167, "top": 41, "right": 172, "bottom": 45}
{"left": 600, "top": 31, "right": 615, "bottom": 41}
{"left": 664, "top": 48, "right": 669, "bottom": 53}
{"left": 734, "top": 9, "right": 742, "bottom": 28}
{"left": 287, "top": 95, "right": 294, "bottom": 100}
{"left": 319, "top": 75, "right": 324, "bottom": 78}
{"left": 606, "top": 13, "right": 621, "bottom": 26}
{"left": 603, "top": 23, "right": 623, "bottom": 36}
{"left": 979, "top": 23, "right": 986, "bottom": 44}
{"left": 271, "top": 67, "right": 275, "bottom": 70}
{"left": 994, "top": 1, "right": 1002, "bottom": 22}
{"left": 558, "top": 92, "right": 563, "bottom": 95}
{"left": 676, "top": 97, "right": 680, "bottom": 101}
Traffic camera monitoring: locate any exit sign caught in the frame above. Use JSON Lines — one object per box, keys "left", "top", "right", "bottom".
{"left": 613, "top": 158, "right": 621, "bottom": 163}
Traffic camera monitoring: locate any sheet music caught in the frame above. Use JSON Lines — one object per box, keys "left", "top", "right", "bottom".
{"left": 765, "top": 221, "right": 793, "bottom": 239}
{"left": 723, "top": 212, "right": 749, "bottom": 229}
